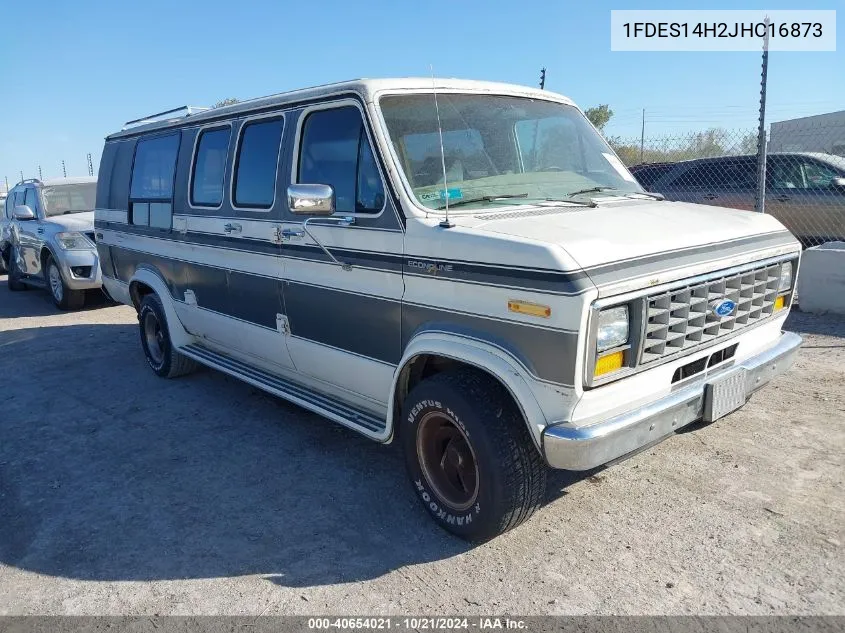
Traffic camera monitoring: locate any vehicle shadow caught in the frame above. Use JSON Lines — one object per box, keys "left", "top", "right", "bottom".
{"left": 0, "top": 276, "right": 112, "bottom": 318}
{"left": 0, "top": 320, "right": 587, "bottom": 587}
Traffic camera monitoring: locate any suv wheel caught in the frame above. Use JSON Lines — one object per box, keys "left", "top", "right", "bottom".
{"left": 139, "top": 293, "right": 198, "bottom": 378}
{"left": 400, "top": 368, "right": 547, "bottom": 542}
{"left": 7, "top": 246, "right": 28, "bottom": 291}
{"left": 47, "top": 257, "right": 85, "bottom": 310}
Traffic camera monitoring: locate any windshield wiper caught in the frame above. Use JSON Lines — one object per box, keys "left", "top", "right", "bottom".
{"left": 565, "top": 186, "right": 618, "bottom": 197}
{"left": 622, "top": 190, "right": 664, "bottom": 200}
{"left": 558, "top": 187, "right": 664, "bottom": 202}
{"left": 435, "top": 192, "right": 529, "bottom": 210}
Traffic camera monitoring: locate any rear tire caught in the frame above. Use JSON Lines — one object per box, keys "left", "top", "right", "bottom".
{"left": 400, "top": 368, "right": 547, "bottom": 542}
{"left": 47, "top": 257, "right": 85, "bottom": 310}
{"left": 7, "top": 246, "right": 27, "bottom": 291}
{"left": 139, "top": 293, "right": 198, "bottom": 378}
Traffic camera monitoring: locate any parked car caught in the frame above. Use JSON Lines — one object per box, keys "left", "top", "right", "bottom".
{"left": 3, "top": 177, "right": 102, "bottom": 309}
{"left": 96, "top": 79, "right": 801, "bottom": 541}
{"left": 630, "top": 153, "right": 845, "bottom": 247}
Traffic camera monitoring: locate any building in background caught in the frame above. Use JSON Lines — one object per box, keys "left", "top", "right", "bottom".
{"left": 769, "top": 110, "right": 845, "bottom": 157}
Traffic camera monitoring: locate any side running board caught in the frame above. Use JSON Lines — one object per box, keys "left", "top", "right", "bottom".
{"left": 180, "top": 343, "right": 387, "bottom": 439}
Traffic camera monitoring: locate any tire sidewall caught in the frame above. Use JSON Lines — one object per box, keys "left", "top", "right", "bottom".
{"left": 401, "top": 381, "right": 505, "bottom": 540}
{"left": 47, "top": 259, "right": 64, "bottom": 307}
{"left": 139, "top": 295, "right": 172, "bottom": 377}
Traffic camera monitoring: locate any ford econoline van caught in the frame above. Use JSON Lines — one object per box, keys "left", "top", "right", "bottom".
{"left": 95, "top": 79, "right": 801, "bottom": 541}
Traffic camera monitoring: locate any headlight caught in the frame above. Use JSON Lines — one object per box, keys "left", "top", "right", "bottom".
{"left": 596, "top": 305, "right": 629, "bottom": 352}
{"left": 56, "top": 231, "right": 92, "bottom": 250}
{"left": 778, "top": 261, "right": 793, "bottom": 292}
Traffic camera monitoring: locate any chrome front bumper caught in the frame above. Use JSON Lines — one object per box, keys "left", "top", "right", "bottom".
{"left": 60, "top": 248, "right": 102, "bottom": 290}
{"left": 542, "top": 331, "right": 802, "bottom": 471}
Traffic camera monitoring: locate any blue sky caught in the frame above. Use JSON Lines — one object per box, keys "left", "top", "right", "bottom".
{"left": 0, "top": 0, "right": 841, "bottom": 186}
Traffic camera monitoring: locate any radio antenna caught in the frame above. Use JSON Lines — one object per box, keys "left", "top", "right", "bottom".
{"left": 430, "top": 66, "right": 453, "bottom": 228}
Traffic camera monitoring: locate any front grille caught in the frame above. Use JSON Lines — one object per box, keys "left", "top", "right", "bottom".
{"left": 641, "top": 260, "right": 789, "bottom": 364}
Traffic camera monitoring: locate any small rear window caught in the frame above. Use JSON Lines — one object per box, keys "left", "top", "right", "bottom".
{"left": 130, "top": 133, "right": 180, "bottom": 200}
{"left": 233, "top": 117, "right": 284, "bottom": 209}
{"left": 130, "top": 132, "right": 180, "bottom": 229}
{"left": 191, "top": 127, "right": 230, "bottom": 207}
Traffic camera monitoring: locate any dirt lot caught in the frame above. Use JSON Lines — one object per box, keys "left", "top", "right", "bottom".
{"left": 0, "top": 278, "right": 843, "bottom": 616}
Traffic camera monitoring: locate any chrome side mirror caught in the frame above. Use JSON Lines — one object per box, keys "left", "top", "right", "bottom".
{"left": 13, "top": 205, "right": 36, "bottom": 220}
{"left": 287, "top": 184, "right": 335, "bottom": 216}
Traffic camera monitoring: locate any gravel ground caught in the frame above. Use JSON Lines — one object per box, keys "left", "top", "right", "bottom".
{"left": 0, "top": 278, "right": 843, "bottom": 615}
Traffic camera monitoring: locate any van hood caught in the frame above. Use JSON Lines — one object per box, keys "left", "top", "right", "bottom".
{"left": 466, "top": 199, "right": 799, "bottom": 295}
{"left": 471, "top": 199, "right": 794, "bottom": 269}
{"left": 44, "top": 211, "right": 95, "bottom": 232}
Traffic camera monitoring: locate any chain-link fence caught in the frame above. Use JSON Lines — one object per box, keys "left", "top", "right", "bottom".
{"left": 609, "top": 122, "right": 845, "bottom": 248}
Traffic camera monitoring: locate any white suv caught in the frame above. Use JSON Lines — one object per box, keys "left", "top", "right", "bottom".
{"left": 4, "top": 177, "right": 102, "bottom": 309}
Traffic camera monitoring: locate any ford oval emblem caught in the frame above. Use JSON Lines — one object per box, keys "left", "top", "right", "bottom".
{"left": 710, "top": 299, "right": 737, "bottom": 318}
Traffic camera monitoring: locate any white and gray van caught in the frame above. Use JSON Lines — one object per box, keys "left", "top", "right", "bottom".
{"left": 95, "top": 79, "right": 802, "bottom": 541}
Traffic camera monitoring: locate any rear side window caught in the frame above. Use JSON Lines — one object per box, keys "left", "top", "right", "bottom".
{"left": 669, "top": 160, "right": 754, "bottom": 190}
{"left": 233, "top": 117, "right": 284, "bottom": 209}
{"left": 191, "top": 127, "right": 230, "bottom": 207}
{"left": 130, "top": 133, "right": 180, "bottom": 228}
{"left": 298, "top": 106, "right": 385, "bottom": 214}
{"left": 632, "top": 165, "right": 672, "bottom": 190}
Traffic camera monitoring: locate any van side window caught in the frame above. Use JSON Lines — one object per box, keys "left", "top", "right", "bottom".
{"left": 191, "top": 127, "right": 230, "bottom": 207}
{"left": 298, "top": 106, "right": 385, "bottom": 214}
{"left": 233, "top": 117, "right": 284, "bottom": 209}
{"left": 129, "top": 133, "right": 180, "bottom": 228}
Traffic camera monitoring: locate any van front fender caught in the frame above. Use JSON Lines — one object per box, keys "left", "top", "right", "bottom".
{"left": 388, "top": 331, "right": 549, "bottom": 448}
{"left": 129, "top": 267, "right": 194, "bottom": 349}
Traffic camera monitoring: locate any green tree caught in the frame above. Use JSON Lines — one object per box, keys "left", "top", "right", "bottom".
{"left": 213, "top": 98, "right": 240, "bottom": 109}
{"left": 584, "top": 104, "right": 614, "bottom": 132}
{"left": 739, "top": 132, "right": 759, "bottom": 155}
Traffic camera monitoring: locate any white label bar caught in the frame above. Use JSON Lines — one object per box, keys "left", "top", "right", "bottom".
{"left": 611, "top": 10, "right": 836, "bottom": 51}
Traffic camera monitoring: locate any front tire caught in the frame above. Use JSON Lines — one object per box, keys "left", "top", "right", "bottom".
{"left": 400, "top": 368, "right": 547, "bottom": 542}
{"left": 139, "top": 293, "right": 198, "bottom": 378}
{"left": 47, "top": 257, "right": 85, "bottom": 310}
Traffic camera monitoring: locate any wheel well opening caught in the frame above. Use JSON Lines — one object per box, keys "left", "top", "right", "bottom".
{"left": 129, "top": 281, "right": 154, "bottom": 312}
{"left": 394, "top": 355, "right": 461, "bottom": 419}
{"left": 40, "top": 248, "right": 53, "bottom": 270}
{"left": 393, "top": 355, "right": 516, "bottom": 427}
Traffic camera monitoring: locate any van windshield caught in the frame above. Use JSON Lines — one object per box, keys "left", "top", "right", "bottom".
{"left": 42, "top": 183, "right": 97, "bottom": 217}
{"left": 379, "top": 94, "right": 644, "bottom": 211}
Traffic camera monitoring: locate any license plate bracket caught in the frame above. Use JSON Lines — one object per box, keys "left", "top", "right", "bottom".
{"left": 704, "top": 368, "right": 748, "bottom": 422}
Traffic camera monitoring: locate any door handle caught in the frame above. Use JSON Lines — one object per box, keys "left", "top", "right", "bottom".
{"left": 281, "top": 228, "right": 304, "bottom": 239}
{"left": 37, "top": 227, "right": 45, "bottom": 234}
{"left": 223, "top": 222, "right": 242, "bottom": 234}
{"left": 702, "top": 193, "right": 718, "bottom": 200}
{"left": 775, "top": 195, "right": 791, "bottom": 202}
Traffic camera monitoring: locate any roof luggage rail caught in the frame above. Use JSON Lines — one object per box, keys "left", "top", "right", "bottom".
{"left": 122, "top": 105, "right": 210, "bottom": 130}
{"left": 16, "top": 178, "right": 42, "bottom": 186}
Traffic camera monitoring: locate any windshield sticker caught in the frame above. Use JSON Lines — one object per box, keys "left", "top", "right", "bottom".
{"left": 420, "top": 188, "right": 463, "bottom": 202}
{"left": 602, "top": 153, "right": 638, "bottom": 183}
